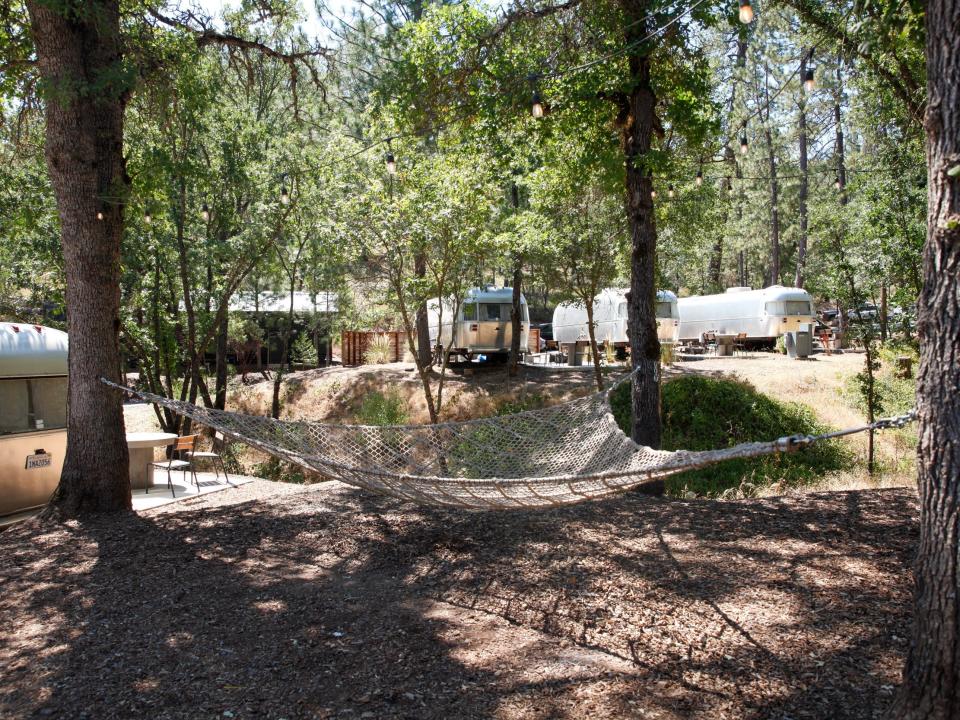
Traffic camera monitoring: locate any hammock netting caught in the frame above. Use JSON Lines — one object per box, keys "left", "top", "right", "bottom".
{"left": 105, "top": 376, "right": 830, "bottom": 509}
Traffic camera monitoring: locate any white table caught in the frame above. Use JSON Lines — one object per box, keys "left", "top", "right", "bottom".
{"left": 126, "top": 432, "right": 177, "bottom": 489}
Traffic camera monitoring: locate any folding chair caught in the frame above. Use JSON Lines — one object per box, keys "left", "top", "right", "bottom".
{"left": 149, "top": 434, "right": 200, "bottom": 497}
{"left": 186, "top": 431, "right": 233, "bottom": 487}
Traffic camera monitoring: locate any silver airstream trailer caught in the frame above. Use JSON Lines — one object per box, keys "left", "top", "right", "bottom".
{"left": 677, "top": 285, "right": 816, "bottom": 346}
{"left": 0, "top": 323, "right": 68, "bottom": 519}
{"left": 427, "top": 286, "right": 530, "bottom": 361}
{"left": 552, "top": 288, "right": 680, "bottom": 348}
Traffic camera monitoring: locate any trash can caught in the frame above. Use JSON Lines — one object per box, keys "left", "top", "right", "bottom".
{"left": 785, "top": 331, "right": 812, "bottom": 359}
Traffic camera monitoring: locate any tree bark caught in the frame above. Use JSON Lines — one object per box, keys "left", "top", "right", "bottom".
{"left": 415, "top": 251, "right": 431, "bottom": 366}
{"left": 795, "top": 51, "right": 810, "bottom": 289}
{"left": 585, "top": 300, "right": 604, "bottom": 392}
{"left": 892, "top": 0, "right": 960, "bottom": 715}
{"left": 27, "top": 0, "right": 132, "bottom": 516}
{"left": 620, "top": 0, "right": 661, "bottom": 449}
{"left": 214, "top": 311, "right": 228, "bottom": 410}
{"left": 509, "top": 257, "right": 523, "bottom": 376}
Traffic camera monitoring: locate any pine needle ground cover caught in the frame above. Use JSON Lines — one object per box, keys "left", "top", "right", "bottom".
{"left": 611, "top": 376, "right": 854, "bottom": 497}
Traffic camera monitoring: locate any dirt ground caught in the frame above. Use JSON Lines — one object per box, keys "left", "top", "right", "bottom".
{"left": 0, "top": 479, "right": 916, "bottom": 719}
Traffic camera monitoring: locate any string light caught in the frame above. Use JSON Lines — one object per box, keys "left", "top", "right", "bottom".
{"left": 668, "top": 184, "right": 675, "bottom": 198}
{"left": 738, "top": 0, "right": 754, "bottom": 24}
{"left": 740, "top": 133, "right": 749, "bottom": 155}
{"left": 834, "top": 176, "right": 842, "bottom": 190}
{"left": 280, "top": 175, "right": 290, "bottom": 204}
{"left": 201, "top": 202, "right": 210, "bottom": 222}
{"left": 803, "top": 68, "right": 815, "bottom": 93}
{"left": 650, "top": 187, "right": 657, "bottom": 199}
{"left": 531, "top": 89, "right": 545, "bottom": 118}
{"left": 144, "top": 209, "right": 152, "bottom": 224}
{"left": 695, "top": 169, "right": 703, "bottom": 186}
{"left": 385, "top": 139, "right": 397, "bottom": 175}
{"left": 96, "top": 209, "right": 104, "bottom": 221}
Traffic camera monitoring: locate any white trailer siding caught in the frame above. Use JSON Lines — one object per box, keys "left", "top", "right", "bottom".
{"left": 427, "top": 287, "right": 529, "bottom": 357}
{"left": 0, "top": 323, "right": 68, "bottom": 518}
{"left": 677, "top": 286, "right": 815, "bottom": 343}
{"left": 552, "top": 289, "right": 679, "bottom": 346}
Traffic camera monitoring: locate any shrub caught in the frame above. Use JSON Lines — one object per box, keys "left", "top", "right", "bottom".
{"left": 496, "top": 392, "right": 547, "bottom": 416}
{"left": 610, "top": 375, "right": 852, "bottom": 497}
{"left": 660, "top": 343, "right": 674, "bottom": 366}
{"left": 356, "top": 388, "right": 409, "bottom": 426}
{"left": 364, "top": 333, "right": 394, "bottom": 364}
{"left": 292, "top": 333, "right": 318, "bottom": 365}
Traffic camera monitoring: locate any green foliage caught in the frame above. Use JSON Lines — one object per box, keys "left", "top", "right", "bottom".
{"left": 291, "top": 333, "right": 318, "bottom": 365}
{"left": 355, "top": 389, "right": 409, "bottom": 426}
{"left": 843, "top": 352, "right": 916, "bottom": 417}
{"left": 610, "top": 376, "right": 852, "bottom": 496}
{"left": 363, "top": 333, "right": 394, "bottom": 365}
{"left": 496, "top": 393, "right": 547, "bottom": 416}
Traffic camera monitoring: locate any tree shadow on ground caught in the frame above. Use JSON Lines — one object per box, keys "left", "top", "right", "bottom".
{"left": 0, "top": 484, "right": 916, "bottom": 719}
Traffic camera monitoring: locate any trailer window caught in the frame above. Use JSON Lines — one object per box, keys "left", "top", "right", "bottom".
{"left": 656, "top": 301, "right": 674, "bottom": 319}
{"left": 480, "top": 304, "right": 501, "bottom": 321}
{"left": 785, "top": 301, "right": 812, "bottom": 316}
{"left": 766, "top": 300, "right": 812, "bottom": 316}
{"left": 0, "top": 377, "right": 67, "bottom": 435}
{"left": 462, "top": 302, "right": 477, "bottom": 321}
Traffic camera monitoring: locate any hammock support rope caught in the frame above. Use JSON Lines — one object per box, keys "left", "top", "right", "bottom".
{"left": 102, "top": 377, "right": 915, "bottom": 510}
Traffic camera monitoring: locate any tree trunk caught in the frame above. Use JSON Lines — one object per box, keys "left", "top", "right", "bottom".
{"left": 415, "top": 252, "right": 432, "bottom": 366}
{"left": 585, "top": 301, "right": 604, "bottom": 392}
{"left": 27, "top": 0, "right": 132, "bottom": 516}
{"left": 764, "top": 124, "right": 781, "bottom": 286}
{"left": 621, "top": 0, "right": 661, "bottom": 449}
{"left": 795, "top": 51, "right": 810, "bottom": 288}
{"left": 214, "top": 311, "right": 228, "bottom": 410}
{"left": 509, "top": 258, "right": 523, "bottom": 376}
{"left": 892, "top": 0, "right": 960, "bottom": 715}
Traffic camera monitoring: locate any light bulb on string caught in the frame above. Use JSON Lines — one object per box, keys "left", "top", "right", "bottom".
{"left": 144, "top": 209, "right": 152, "bottom": 225}
{"left": 803, "top": 68, "right": 815, "bottom": 93}
{"left": 201, "top": 202, "right": 210, "bottom": 222}
{"left": 740, "top": 134, "right": 749, "bottom": 155}
{"left": 668, "top": 184, "right": 675, "bottom": 198}
{"left": 96, "top": 209, "right": 104, "bottom": 221}
{"left": 650, "top": 187, "right": 657, "bottom": 199}
{"left": 280, "top": 175, "right": 290, "bottom": 204}
{"left": 531, "top": 89, "right": 545, "bottom": 119}
{"left": 738, "top": 0, "right": 754, "bottom": 24}
{"left": 834, "top": 176, "right": 842, "bottom": 190}
{"left": 385, "top": 139, "right": 397, "bottom": 175}
{"left": 695, "top": 169, "right": 703, "bottom": 186}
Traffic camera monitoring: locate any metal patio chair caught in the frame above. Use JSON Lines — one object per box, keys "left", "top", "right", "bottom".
{"left": 149, "top": 434, "right": 200, "bottom": 497}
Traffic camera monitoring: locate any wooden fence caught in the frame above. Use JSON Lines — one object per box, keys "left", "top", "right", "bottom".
{"left": 341, "top": 327, "right": 541, "bottom": 366}
{"left": 341, "top": 331, "right": 411, "bottom": 366}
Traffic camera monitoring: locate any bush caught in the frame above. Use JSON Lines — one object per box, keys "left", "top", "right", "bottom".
{"left": 364, "top": 333, "right": 394, "bottom": 364}
{"left": 496, "top": 392, "right": 547, "bottom": 416}
{"left": 356, "top": 388, "right": 409, "bottom": 426}
{"left": 292, "top": 333, "right": 318, "bottom": 365}
{"left": 610, "top": 375, "right": 852, "bottom": 497}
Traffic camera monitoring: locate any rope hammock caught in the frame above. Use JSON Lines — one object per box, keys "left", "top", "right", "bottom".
{"left": 102, "top": 377, "right": 915, "bottom": 510}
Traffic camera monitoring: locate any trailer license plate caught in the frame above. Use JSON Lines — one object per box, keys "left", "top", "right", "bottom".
{"left": 25, "top": 453, "right": 52, "bottom": 470}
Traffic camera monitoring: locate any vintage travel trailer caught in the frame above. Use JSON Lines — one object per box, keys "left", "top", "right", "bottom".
{"left": 552, "top": 289, "right": 680, "bottom": 348}
{"left": 677, "top": 286, "right": 816, "bottom": 346}
{"left": 427, "top": 286, "right": 530, "bottom": 361}
{"left": 0, "top": 323, "right": 68, "bottom": 519}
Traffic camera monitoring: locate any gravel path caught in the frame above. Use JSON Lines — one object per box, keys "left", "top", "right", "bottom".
{"left": 0, "top": 481, "right": 916, "bottom": 719}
